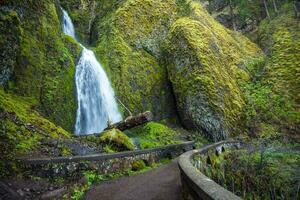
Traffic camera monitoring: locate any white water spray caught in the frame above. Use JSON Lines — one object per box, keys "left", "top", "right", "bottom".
{"left": 61, "top": 8, "right": 122, "bottom": 135}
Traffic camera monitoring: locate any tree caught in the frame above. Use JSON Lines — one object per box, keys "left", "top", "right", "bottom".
{"left": 263, "top": 0, "right": 271, "bottom": 20}
{"left": 229, "top": 0, "right": 237, "bottom": 31}
{"left": 272, "top": 0, "right": 278, "bottom": 13}
{"left": 295, "top": 0, "right": 300, "bottom": 18}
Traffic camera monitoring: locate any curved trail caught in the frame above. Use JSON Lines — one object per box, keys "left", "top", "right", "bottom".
{"left": 84, "top": 160, "right": 183, "bottom": 200}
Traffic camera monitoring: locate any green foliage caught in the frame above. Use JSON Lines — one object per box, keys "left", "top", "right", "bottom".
{"left": 84, "top": 171, "right": 105, "bottom": 187}
{"left": 0, "top": 119, "right": 17, "bottom": 177}
{"left": 232, "top": 0, "right": 264, "bottom": 21}
{"left": 196, "top": 144, "right": 300, "bottom": 199}
{"left": 125, "top": 122, "right": 180, "bottom": 149}
{"left": 99, "top": 128, "right": 135, "bottom": 151}
{"left": 232, "top": 0, "right": 292, "bottom": 22}
{"left": 70, "top": 185, "right": 86, "bottom": 200}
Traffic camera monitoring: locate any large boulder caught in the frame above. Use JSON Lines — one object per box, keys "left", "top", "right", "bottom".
{"left": 99, "top": 128, "right": 135, "bottom": 152}
{"left": 165, "top": 2, "right": 261, "bottom": 141}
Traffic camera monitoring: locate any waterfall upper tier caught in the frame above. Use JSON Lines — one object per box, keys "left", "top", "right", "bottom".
{"left": 61, "top": 8, "right": 122, "bottom": 135}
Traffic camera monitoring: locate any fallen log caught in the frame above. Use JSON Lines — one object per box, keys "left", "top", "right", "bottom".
{"left": 105, "top": 111, "right": 153, "bottom": 131}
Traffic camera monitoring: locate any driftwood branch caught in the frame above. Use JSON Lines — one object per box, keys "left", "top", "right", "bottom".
{"left": 105, "top": 111, "right": 153, "bottom": 131}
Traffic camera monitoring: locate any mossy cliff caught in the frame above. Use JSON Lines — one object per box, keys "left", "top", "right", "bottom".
{"left": 242, "top": 4, "right": 300, "bottom": 141}
{"left": 90, "top": 0, "right": 179, "bottom": 119}
{"left": 259, "top": 6, "right": 300, "bottom": 104}
{"left": 0, "top": 0, "right": 81, "bottom": 132}
{"left": 0, "top": 9, "right": 22, "bottom": 87}
{"left": 165, "top": 2, "right": 261, "bottom": 141}
{"left": 0, "top": 88, "right": 71, "bottom": 176}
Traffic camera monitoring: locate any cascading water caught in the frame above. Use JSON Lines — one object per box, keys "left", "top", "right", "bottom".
{"left": 61, "top": 8, "right": 122, "bottom": 135}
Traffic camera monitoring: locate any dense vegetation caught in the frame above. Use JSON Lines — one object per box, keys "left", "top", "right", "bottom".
{"left": 194, "top": 141, "right": 300, "bottom": 199}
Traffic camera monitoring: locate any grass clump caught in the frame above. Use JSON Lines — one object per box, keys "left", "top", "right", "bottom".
{"left": 125, "top": 122, "right": 180, "bottom": 149}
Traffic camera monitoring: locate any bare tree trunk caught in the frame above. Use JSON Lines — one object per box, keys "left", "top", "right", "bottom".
{"left": 229, "top": 0, "right": 237, "bottom": 31}
{"left": 116, "top": 98, "right": 133, "bottom": 116}
{"left": 272, "top": 0, "right": 278, "bottom": 13}
{"left": 263, "top": 0, "right": 271, "bottom": 20}
{"left": 294, "top": 1, "right": 300, "bottom": 18}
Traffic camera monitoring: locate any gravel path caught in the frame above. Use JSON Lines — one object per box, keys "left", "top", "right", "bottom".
{"left": 84, "top": 160, "right": 183, "bottom": 200}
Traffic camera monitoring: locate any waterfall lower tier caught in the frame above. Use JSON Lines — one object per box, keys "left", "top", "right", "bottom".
{"left": 61, "top": 8, "right": 122, "bottom": 135}
{"left": 74, "top": 48, "right": 122, "bottom": 134}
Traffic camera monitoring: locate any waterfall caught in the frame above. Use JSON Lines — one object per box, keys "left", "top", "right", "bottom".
{"left": 61, "top": 8, "right": 122, "bottom": 135}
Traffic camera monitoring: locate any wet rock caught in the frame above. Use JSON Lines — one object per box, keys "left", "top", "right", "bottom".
{"left": 40, "top": 187, "right": 66, "bottom": 200}
{"left": 16, "top": 189, "right": 24, "bottom": 196}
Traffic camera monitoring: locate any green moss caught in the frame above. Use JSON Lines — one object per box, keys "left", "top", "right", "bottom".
{"left": 99, "top": 128, "right": 135, "bottom": 151}
{"left": 131, "top": 160, "right": 146, "bottom": 171}
{"left": 125, "top": 122, "right": 180, "bottom": 149}
{"left": 0, "top": 88, "right": 71, "bottom": 177}
{"left": 59, "top": 143, "right": 73, "bottom": 156}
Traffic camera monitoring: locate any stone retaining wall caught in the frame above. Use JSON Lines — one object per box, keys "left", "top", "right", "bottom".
{"left": 18, "top": 141, "right": 195, "bottom": 178}
{"left": 178, "top": 140, "right": 242, "bottom": 200}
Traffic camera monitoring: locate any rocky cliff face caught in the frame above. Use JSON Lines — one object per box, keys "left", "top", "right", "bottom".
{"left": 60, "top": 0, "right": 262, "bottom": 140}
{"left": 0, "top": 0, "right": 81, "bottom": 132}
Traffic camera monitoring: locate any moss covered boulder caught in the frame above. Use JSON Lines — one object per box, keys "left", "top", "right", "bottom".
{"left": 99, "top": 128, "right": 135, "bottom": 152}
{"left": 165, "top": 2, "right": 261, "bottom": 141}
